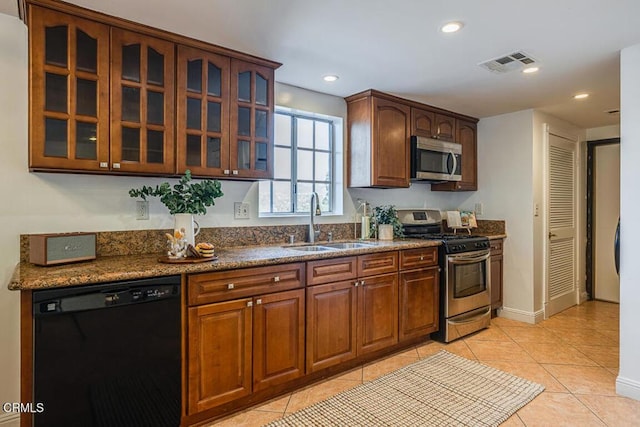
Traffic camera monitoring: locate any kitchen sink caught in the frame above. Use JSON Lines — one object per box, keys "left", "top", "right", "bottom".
{"left": 286, "top": 245, "right": 335, "bottom": 252}
{"left": 322, "top": 242, "right": 377, "bottom": 249}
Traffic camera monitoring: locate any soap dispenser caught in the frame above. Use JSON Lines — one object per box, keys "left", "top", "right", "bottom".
{"left": 361, "top": 201, "right": 370, "bottom": 239}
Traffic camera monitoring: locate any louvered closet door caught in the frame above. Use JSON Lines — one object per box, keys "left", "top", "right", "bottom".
{"left": 546, "top": 133, "right": 578, "bottom": 317}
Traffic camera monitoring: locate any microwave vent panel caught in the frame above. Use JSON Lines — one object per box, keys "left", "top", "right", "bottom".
{"left": 479, "top": 51, "right": 537, "bottom": 73}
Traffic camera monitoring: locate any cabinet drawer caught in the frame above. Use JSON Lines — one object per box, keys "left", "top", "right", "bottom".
{"left": 490, "top": 239, "right": 503, "bottom": 255}
{"left": 306, "top": 257, "right": 357, "bottom": 286}
{"left": 188, "top": 263, "right": 305, "bottom": 305}
{"left": 400, "top": 247, "right": 438, "bottom": 270}
{"left": 358, "top": 251, "right": 398, "bottom": 277}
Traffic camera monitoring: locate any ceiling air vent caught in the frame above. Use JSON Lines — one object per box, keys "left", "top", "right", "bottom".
{"left": 479, "top": 51, "right": 537, "bottom": 73}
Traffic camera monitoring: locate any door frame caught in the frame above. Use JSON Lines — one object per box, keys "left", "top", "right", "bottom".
{"left": 585, "top": 137, "right": 620, "bottom": 299}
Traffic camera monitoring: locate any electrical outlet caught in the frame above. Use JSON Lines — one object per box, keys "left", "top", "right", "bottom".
{"left": 234, "top": 202, "right": 250, "bottom": 219}
{"left": 136, "top": 200, "right": 149, "bottom": 220}
{"left": 474, "top": 202, "right": 484, "bottom": 216}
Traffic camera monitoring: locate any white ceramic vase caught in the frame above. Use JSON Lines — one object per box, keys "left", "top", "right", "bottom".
{"left": 174, "top": 213, "right": 200, "bottom": 247}
{"left": 378, "top": 224, "right": 394, "bottom": 241}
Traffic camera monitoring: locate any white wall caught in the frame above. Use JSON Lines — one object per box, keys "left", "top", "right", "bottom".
{"left": 617, "top": 43, "right": 640, "bottom": 400}
{"left": 587, "top": 125, "right": 620, "bottom": 141}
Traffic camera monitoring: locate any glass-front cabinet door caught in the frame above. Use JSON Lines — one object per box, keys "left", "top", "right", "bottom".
{"left": 110, "top": 29, "right": 175, "bottom": 174}
{"left": 176, "top": 46, "right": 230, "bottom": 176}
{"left": 29, "top": 6, "right": 110, "bottom": 171}
{"left": 230, "top": 60, "right": 274, "bottom": 179}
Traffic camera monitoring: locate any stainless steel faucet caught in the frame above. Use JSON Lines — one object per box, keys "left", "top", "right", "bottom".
{"left": 308, "top": 192, "right": 321, "bottom": 243}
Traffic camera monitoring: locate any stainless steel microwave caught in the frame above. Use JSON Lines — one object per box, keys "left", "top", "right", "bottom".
{"left": 410, "top": 136, "right": 462, "bottom": 182}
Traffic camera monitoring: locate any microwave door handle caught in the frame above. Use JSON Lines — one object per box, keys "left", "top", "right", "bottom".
{"left": 448, "top": 151, "right": 457, "bottom": 178}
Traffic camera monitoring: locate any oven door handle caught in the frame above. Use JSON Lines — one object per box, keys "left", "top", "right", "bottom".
{"left": 448, "top": 251, "right": 491, "bottom": 265}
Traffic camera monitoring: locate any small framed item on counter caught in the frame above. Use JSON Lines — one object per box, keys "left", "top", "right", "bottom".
{"left": 460, "top": 210, "right": 478, "bottom": 228}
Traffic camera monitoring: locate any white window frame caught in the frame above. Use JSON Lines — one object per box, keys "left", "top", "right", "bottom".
{"left": 259, "top": 107, "right": 342, "bottom": 217}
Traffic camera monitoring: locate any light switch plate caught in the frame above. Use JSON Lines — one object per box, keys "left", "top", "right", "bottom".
{"left": 234, "top": 202, "right": 250, "bottom": 219}
{"left": 136, "top": 201, "right": 149, "bottom": 220}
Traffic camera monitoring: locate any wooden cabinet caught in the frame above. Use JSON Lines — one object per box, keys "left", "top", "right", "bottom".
{"left": 490, "top": 239, "right": 504, "bottom": 315}
{"left": 306, "top": 253, "right": 399, "bottom": 372}
{"left": 346, "top": 91, "right": 411, "bottom": 188}
{"left": 28, "top": 1, "right": 280, "bottom": 178}
{"left": 176, "top": 46, "right": 230, "bottom": 176}
{"left": 187, "top": 265, "right": 305, "bottom": 414}
{"left": 110, "top": 28, "right": 175, "bottom": 174}
{"left": 399, "top": 248, "right": 439, "bottom": 341}
{"left": 29, "top": 6, "right": 110, "bottom": 171}
{"left": 346, "top": 89, "right": 478, "bottom": 190}
{"left": 229, "top": 60, "right": 275, "bottom": 179}
{"left": 432, "top": 119, "right": 478, "bottom": 191}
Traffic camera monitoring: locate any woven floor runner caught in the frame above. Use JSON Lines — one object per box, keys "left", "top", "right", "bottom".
{"left": 265, "top": 350, "right": 544, "bottom": 427}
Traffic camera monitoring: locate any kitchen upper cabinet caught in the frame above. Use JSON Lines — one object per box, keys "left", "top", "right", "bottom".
{"left": 176, "top": 46, "right": 230, "bottom": 176}
{"left": 346, "top": 91, "right": 411, "bottom": 188}
{"left": 111, "top": 29, "right": 175, "bottom": 174}
{"left": 411, "top": 108, "right": 455, "bottom": 142}
{"left": 434, "top": 113, "right": 456, "bottom": 142}
{"left": 29, "top": 6, "right": 110, "bottom": 171}
{"left": 28, "top": 1, "right": 280, "bottom": 178}
{"left": 229, "top": 60, "right": 274, "bottom": 179}
{"left": 432, "top": 119, "right": 478, "bottom": 191}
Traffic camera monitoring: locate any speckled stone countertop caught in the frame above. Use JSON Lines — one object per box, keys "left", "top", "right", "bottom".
{"left": 9, "top": 239, "right": 440, "bottom": 291}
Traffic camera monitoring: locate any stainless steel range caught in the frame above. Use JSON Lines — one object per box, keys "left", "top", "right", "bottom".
{"left": 398, "top": 209, "right": 492, "bottom": 342}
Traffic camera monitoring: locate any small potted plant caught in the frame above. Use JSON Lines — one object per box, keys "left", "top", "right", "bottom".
{"left": 129, "top": 170, "right": 224, "bottom": 246}
{"left": 370, "top": 205, "right": 404, "bottom": 240}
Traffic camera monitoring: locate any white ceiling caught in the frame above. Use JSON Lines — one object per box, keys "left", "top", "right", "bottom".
{"left": 6, "top": 0, "right": 640, "bottom": 128}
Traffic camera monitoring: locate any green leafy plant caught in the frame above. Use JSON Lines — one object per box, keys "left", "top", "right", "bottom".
{"left": 129, "top": 170, "right": 224, "bottom": 215}
{"left": 370, "top": 205, "right": 404, "bottom": 238}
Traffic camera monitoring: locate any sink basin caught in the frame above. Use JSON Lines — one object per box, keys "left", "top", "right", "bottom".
{"left": 322, "top": 242, "right": 376, "bottom": 249}
{"left": 286, "top": 245, "right": 335, "bottom": 252}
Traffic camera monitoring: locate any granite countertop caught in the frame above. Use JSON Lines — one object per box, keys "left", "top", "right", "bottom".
{"left": 9, "top": 239, "right": 441, "bottom": 291}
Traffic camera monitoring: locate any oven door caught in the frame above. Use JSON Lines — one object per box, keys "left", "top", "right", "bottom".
{"left": 445, "top": 249, "right": 491, "bottom": 318}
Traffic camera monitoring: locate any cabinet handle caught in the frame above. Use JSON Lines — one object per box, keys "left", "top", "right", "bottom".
{"left": 361, "top": 280, "right": 365, "bottom": 286}
{"left": 99, "top": 162, "right": 108, "bottom": 168}
{"left": 247, "top": 301, "right": 253, "bottom": 307}
{"left": 354, "top": 281, "right": 360, "bottom": 287}
{"left": 273, "top": 276, "right": 280, "bottom": 282}
{"left": 420, "top": 255, "right": 424, "bottom": 261}
{"left": 223, "top": 169, "right": 230, "bottom": 175}
{"left": 256, "top": 299, "right": 262, "bottom": 305}
{"left": 112, "top": 163, "right": 121, "bottom": 169}
{"left": 232, "top": 170, "right": 239, "bottom": 175}
{"left": 227, "top": 283, "right": 235, "bottom": 290}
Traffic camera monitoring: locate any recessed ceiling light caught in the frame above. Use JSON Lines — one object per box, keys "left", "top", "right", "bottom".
{"left": 522, "top": 66, "right": 539, "bottom": 74}
{"left": 574, "top": 93, "right": 589, "bottom": 100}
{"left": 441, "top": 21, "right": 463, "bottom": 33}
{"left": 323, "top": 75, "right": 339, "bottom": 82}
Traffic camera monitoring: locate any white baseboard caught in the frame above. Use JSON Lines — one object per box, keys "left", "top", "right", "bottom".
{"left": 496, "top": 306, "right": 545, "bottom": 324}
{"left": 579, "top": 291, "right": 590, "bottom": 304}
{"left": 616, "top": 375, "right": 640, "bottom": 401}
{"left": 0, "top": 412, "right": 19, "bottom": 426}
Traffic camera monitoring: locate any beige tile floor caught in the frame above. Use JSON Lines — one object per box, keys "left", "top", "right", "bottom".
{"left": 208, "top": 301, "right": 640, "bottom": 426}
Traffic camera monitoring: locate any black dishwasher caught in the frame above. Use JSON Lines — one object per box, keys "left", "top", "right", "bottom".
{"left": 33, "top": 275, "right": 181, "bottom": 427}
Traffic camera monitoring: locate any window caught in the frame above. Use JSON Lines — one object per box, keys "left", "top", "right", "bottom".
{"left": 259, "top": 109, "right": 339, "bottom": 215}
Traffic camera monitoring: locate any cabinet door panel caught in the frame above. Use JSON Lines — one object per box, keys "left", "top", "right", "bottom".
{"left": 187, "top": 299, "right": 252, "bottom": 414}
{"left": 491, "top": 253, "right": 503, "bottom": 312}
{"left": 306, "top": 257, "right": 357, "bottom": 286}
{"left": 399, "top": 267, "right": 439, "bottom": 341}
{"left": 30, "top": 6, "right": 110, "bottom": 171}
{"left": 229, "top": 60, "right": 274, "bottom": 179}
{"left": 253, "top": 289, "right": 305, "bottom": 391}
{"left": 400, "top": 247, "right": 438, "bottom": 270}
{"left": 357, "top": 273, "right": 398, "bottom": 354}
{"left": 434, "top": 113, "right": 455, "bottom": 142}
{"left": 177, "top": 46, "right": 230, "bottom": 176}
{"left": 110, "top": 28, "right": 175, "bottom": 174}
{"left": 358, "top": 252, "right": 398, "bottom": 277}
{"left": 411, "top": 107, "right": 435, "bottom": 138}
{"left": 306, "top": 281, "right": 357, "bottom": 373}
{"left": 371, "top": 98, "right": 410, "bottom": 187}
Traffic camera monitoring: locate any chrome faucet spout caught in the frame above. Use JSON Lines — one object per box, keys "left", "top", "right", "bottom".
{"left": 308, "top": 192, "right": 321, "bottom": 243}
